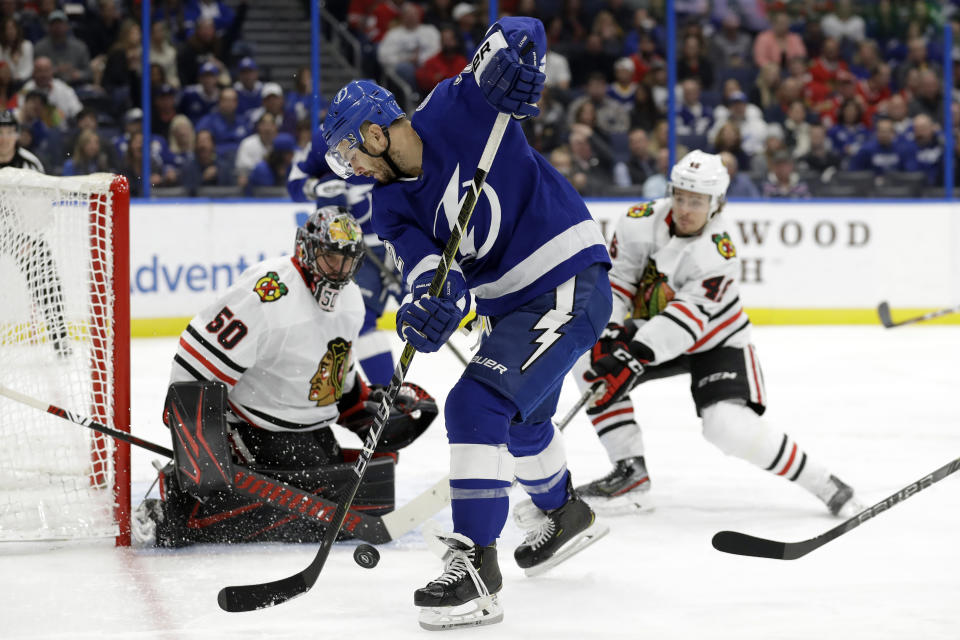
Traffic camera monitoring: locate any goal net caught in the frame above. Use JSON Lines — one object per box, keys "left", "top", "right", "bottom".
{"left": 0, "top": 168, "right": 130, "bottom": 545}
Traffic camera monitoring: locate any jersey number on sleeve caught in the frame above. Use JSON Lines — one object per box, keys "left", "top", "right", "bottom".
{"left": 701, "top": 276, "right": 731, "bottom": 302}
{"left": 205, "top": 306, "right": 248, "bottom": 349}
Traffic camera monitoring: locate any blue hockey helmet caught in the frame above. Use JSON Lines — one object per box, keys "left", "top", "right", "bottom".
{"left": 322, "top": 80, "right": 405, "bottom": 179}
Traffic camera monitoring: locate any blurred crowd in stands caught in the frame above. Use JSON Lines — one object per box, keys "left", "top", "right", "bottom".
{"left": 2, "top": 0, "right": 959, "bottom": 199}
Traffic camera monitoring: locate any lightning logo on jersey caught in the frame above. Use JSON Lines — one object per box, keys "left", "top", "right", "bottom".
{"left": 522, "top": 277, "right": 575, "bottom": 371}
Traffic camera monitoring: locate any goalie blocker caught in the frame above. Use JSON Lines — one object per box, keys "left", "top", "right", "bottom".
{"left": 135, "top": 380, "right": 437, "bottom": 547}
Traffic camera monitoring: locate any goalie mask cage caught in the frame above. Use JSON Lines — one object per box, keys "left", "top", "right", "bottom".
{"left": 0, "top": 168, "right": 130, "bottom": 546}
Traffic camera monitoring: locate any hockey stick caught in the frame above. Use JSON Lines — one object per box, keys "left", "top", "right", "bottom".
{"left": 217, "top": 111, "right": 515, "bottom": 613}
{"left": 876, "top": 301, "right": 960, "bottom": 328}
{"left": 712, "top": 454, "right": 960, "bottom": 560}
{"left": 0, "top": 383, "right": 449, "bottom": 544}
{"left": 364, "top": 242, "right": 472, "bottom": 368}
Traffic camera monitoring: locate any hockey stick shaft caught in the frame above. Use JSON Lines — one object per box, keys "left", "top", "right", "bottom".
{"left": 364, "top": 243, "right": 471, "bottom": 367}
{"left": 876, "top": 301, "right": 960, "bottom": 328}
{"left": 712, "top": 454, "right": 960, "bottom": 560}
{"left": 0, "top": 383, "right": 433, "bottom": 544}
{"left": 217, "top": 111, "right": 514, "bottom": 613}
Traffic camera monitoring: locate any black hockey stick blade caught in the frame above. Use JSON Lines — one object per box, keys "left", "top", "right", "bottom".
{"left": 712, "top": 455, "right": 960, "bottom": 561}
{"left": 876, "top": 301, "right": 895, "bottom": 328}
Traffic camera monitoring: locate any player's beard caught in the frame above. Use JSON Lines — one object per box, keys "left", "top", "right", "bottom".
{"left": 378, "top": 147, "right": 421, "bottom": 184}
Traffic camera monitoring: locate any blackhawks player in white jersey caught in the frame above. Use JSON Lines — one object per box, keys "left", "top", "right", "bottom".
{"left": 132, "top": 207, "right": 438, "bottom": 547}
{"left": 569, "top": 150, "right": 862, "bottom": 518}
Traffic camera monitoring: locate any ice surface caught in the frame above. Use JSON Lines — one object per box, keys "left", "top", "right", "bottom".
{"left": 3, "top": 327, "right": 958, "bottom": 639}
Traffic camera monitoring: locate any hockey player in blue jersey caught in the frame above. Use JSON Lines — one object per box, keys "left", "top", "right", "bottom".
{"left": 324, "top": 16, "right": 612, "bottom": 630}
{"left": 287, "top": 128, "right": 401, "bottom": 385}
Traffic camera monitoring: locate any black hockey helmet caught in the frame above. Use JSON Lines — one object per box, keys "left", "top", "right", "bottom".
{"left": 295, "top": 205, "right": 365, "bottom": 308}
{"left": 0, "top": 109, "right": 19, "bottom": 131}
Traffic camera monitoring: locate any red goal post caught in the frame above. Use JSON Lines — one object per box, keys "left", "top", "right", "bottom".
{"left": 0, "top": 169, "right": 130, "bottom": 546}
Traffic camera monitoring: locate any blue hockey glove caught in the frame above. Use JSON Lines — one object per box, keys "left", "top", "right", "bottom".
{"left": 477, "top": 30, "right": 545, "bottom": 118}
{"left": 396, "top": 270, "right": 470, "bottom": 353}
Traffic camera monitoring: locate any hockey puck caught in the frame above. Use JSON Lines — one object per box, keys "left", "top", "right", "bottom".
{"left": 353, "top": 544, "right": 380, "bottom": 569}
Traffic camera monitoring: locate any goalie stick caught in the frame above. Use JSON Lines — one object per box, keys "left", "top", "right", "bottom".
{"left": 217, "top": 111, "right": 515, "bottom": 613}
{"left": 712, "top": 454, "right": 960, "bottom": 560}
{"left": 0, "top": 383, "right": 450, "bottom": 545}
{"left": 876, "top": 301, "right": 960, "bottom": 328}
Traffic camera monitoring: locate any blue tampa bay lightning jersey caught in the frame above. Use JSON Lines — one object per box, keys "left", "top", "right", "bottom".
{"left": 372, "top": 19, "right": 610, "bottom": 317}
{"left": 287, "top": 128, "right": 379, "bottom": 242}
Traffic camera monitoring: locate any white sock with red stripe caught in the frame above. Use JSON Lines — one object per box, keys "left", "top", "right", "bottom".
{"left": 587, "top": 398, "right": 645, "bottom": 464}
{"left": 701, "top": 400, "right": 831, "bottom": 490}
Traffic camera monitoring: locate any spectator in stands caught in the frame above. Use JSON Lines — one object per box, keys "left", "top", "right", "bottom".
{"left": 897, "top": 35, "right": 940, "bottom": 86}
{"left": 676, "top": 77, "right": 713, "bottom": 137}
{"left": 348, "top": 0, "right": 400, "bottom": 45}
{"left": 521, "top": 86, "right": 566, "bottom": 154}
{"left": 184, "top": 0, "right": 236, "bottom": 36}
{"left": 102, "top": 20, "right": 143, "bottom": 113}
{"left": 764, "top": 77, "right": 804, "bottom": 125}
{"left": 64, "top": 107, "right": 113, "bottom": 166}
{"left": 235, "top": 111, "right": 277, "bottom": 188}
{"left": 0, "top": 16, "right": 33, "bottom": 83}
{"left": 642, "top": 147, "right": 672, "bottom": 199}
{"left": 182, "top": 128, "right": 234, "bottom": 190}
{"left": 163, "top": 113, "right": 196, "bottom": 185}
{"left": 762, "top": 149, "right": 811, "bottom": 198}
{"left": 711, "top": 120, "right": 751, "bottom": 172}
{"left": 783, "top": 101, "right": 812, "bottom": 158}
{"left": 750, "top": 124, "right": 787, "bottom": 183}
{"left": 548, "top": 146, "right": 579, "bottom": 191}
{"left": 720, "top": 150, "right": 760, "bottom": 198}
{"left": 570, "top": 32, "right": 618, "bottom": 86}
{"left": 285, "top": 66, "right": 314, "bottom": 127}
{"left": 196, "top": 86, "right": 247, "bottom": 152}
{"left": 857, "top": 63, "right": 893, "bottom": 115}
{"left": 63, "top": 129, "right": 113, "bottom": 176}
{"left": 246, "top": 131, "right": 297, "bottom": 196}
{"left": 232, "top": 56, "right": 261, "bottom": 118}
{"left": 809, "top": 37, "right": 849, "bottom": 90}
{"left": 677, "top": 34, "right": 713, "bottom": 89}
{"left": 452, "top": 3, "right": 484, "bottom": 60}
{"left": 750, "top": 62, "right": 782, "bottom": 112}
{"left": 150, "top": 20, "right": 180, "bottom": 89}
{"left": 80, "top": 0, "right": 122, "bottom": 62}
{"left": 151, "top": 82, "right": 178, "bottom": 137}
{"left": 568, "top": 124, "right": 612, "bottom": 196}
{"left": 753, "top": 11, "right": 807, "bottom": 68}
{"left": 567, "top": 72, "right": 629, "bottom": 139}
{"left": 591, "top": 10, "right": 623, "bottom": 58}
{"left": 607, "top": 58, "right": 636, "bottom": 108}
{"left": 628, "top": 83, "right": 661, "bottom": 132}
{"left": 827, "top": 98, "right": 868, "bottom": 157}
{"left": 798, "top": 123, "right": 842, "bottom": 174}
{"left": 849, "top": 39, "right": 881, "bottom": 79}
{"left": 709, "top": 11, "right": 751, "bottom": 68}
{"left": 0, "top": 61, "right": 17, "bottom": 109}
{"left": 118, "top": 130, "right": 162, "bottom": 197}
{"left": 865, "top": 0, "right": 906, "bottom": 46}
{"left": 176, "top": 17, "right": 230, "bottom": 87}
{"left": 423, "top": 0, "right": 453, "bottom": 28}
{"left": 377, "top": 2, "right": 441, "bottom": 90}
{"left": 34, "top": 10, "right": 91, "bottom": 86}
{"left": 544, "top": 45, "right": 572, "bottom": 92}
{"left": 821, "top": 0, "right": 866, "bottom": 45}
{"left": 18, "top": 90, "right": 60, "bottom": 167}
{"left": 907, "top": 69, "right": 942, "bottom": 124}
{"left": 613, "top": 128, "right": 654, "bottom": 189}
{"left": 415, "top": 26, "right": 466, "bottom": 94}
{"left": 21, "top": 56, "right": 82, "bottom": 121}
{"left": 709, "top": 91, "right": 766, "bottom": 157}
{"left": 112, "top": 107, "right": 142, "bottom": 160}
{"left": 179, "top": 60, "right": 220, "bottom": 123}
{"left": 245, "top": 82, "right": 289, "bottom": 133}
{"left": 902, "top": 113, "right": 943, "bottom": 186}
{"left": 849, "top": 116, "right": 917, "bottom": 175}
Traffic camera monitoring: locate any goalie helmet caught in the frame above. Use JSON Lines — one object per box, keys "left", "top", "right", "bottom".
{"left": 668, "top": 149, "right": 730, "bottom": 218}
{"left": 295, "top": 206, "right": 366, "bottom": 310}
{"left": 322, "top": 80, "right": 405, "bottom": 179}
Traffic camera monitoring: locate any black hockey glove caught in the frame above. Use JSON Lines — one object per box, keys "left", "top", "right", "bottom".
{"left": 338, "top": 381, "right": 438, "bottom": 451}
{"left": 583, "top": 336, "right": 653, "bottom": 412}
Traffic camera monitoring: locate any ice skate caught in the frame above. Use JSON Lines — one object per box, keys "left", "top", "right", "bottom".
{"left": 514, "top": 480, "right": 609, "bottom": 577}
{"left": 817, "top": 475, "right": 865, "bottom": 518}
{"left": 415, "top": 531, "right": 503, "bottom": 631}
{"left": 575, "top": 456, "right": 654, "bottom": 516}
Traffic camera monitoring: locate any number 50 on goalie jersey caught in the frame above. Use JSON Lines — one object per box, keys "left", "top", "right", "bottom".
{"left": 608, "top": 198, "right": 751, "bottom": 365}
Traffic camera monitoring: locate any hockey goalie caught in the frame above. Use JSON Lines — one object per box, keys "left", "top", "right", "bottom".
{"left": 132, "top": 206, "right": 437, "bottom": 547}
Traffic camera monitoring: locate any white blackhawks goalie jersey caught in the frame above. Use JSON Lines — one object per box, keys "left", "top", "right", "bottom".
{"left": 608, "top": 198, "right": 752, "bottom": 365}
{"left": 170, "top": 255, "right": 365, "bottom": 432}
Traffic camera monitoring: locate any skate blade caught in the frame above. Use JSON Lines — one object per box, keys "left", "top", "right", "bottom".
{"left": 582, "top": 491, "right": 655, "bottom": 517}
{"left": 523, "top": 520, "right": 611, "bottom": 578}
{"left": 418, "top": 594, "right": 503, "bottom": 631}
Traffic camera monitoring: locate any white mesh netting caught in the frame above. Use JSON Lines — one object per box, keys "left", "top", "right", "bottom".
{"left": 0, "top": 169, "right": 127, "bottom": 542}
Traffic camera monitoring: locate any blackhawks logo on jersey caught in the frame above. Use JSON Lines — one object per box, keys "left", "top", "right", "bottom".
{"left": 626, "top": 202, "right": 655, "bottom": 218}
{"left": 253, "top": 271, "right": 288, "bottom": 302}
{"left": 309, "top": 337, "right": 351, "bottom": 406}
{"left": 633, "top": 259, "right": 675, "bottom": 320}
{"left": 712, "top": 233, "right": 737, "bottom": 260}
